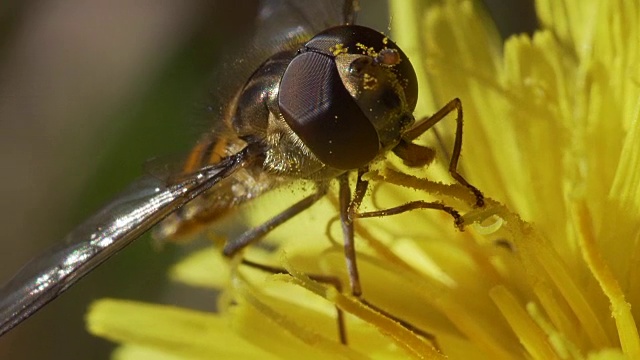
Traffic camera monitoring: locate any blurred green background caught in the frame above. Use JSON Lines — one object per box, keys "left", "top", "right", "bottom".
{"left": 0, "top": 1, "right": 258, "bottom": 358}
{"left": 0, "top": 1, "right": 534, "bottom": 359}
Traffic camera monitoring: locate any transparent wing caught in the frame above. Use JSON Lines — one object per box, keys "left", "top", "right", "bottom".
{"left": 0, "top": 149, "right": 249, "bottom": 336}
{"left": 0, "top": 0, "right": 356, "bottom": 337}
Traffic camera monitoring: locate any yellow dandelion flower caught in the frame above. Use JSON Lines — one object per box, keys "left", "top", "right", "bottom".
{"left": 86, "top": 0, "right": 640, "bottom": 359}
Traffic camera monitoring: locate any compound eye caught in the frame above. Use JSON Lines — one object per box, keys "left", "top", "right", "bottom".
{"left": 381, "top": 87, "right": 401, "bottom": 109}
{"left": 279, "top": 52, "right": 380, "bottom": 170}
{"left": 349, "top": 57, "right": 373, "bottom": 75}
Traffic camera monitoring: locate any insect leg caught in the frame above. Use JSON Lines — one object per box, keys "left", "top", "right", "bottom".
{"left": 359, "top": 298, "right": 441, "bottom": 351}
{"left": 340, "top": 167, "right": 371, "bottom": 295}
{"left": 219, "top": 184, "right": 349, "bottom": 342}
{"left": 339, "top": 170, "right": 442, "bottom": 349}
{"left": 236, "top": 169, "right": 441, "bottom": 347}
{"left": 222, "top": 187, "right": 327, "bottom": 256}
{"left": 395, "top": 98, "right": 484, "bottom": 207}
{"left": 241, "top": 259, "right": 440, "bottom": 349}
{"left": 356, "top": 201, "right": 464, "bottom": 230}
{"left": 338, "top": 172, "right": 362, "bottom": 297}
{"left": 241, "top": 258, "right": 348, "bottom": 345}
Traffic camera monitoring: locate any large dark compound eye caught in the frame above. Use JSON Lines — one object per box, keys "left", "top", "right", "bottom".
{"left": 278, "top": 51, "right": 380, "bottom": 170}
{"left": 278, "top": 25, "right": 418, "bottom": 171}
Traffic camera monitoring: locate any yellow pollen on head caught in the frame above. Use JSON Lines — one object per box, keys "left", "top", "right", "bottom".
{"left": 362, "top": 73, "right": 378, "bottom": 90}
{"left": 330, "top": 43, "right": 348, "bottom": 56}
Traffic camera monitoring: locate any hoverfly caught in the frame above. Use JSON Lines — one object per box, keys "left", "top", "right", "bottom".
{"left": 0, "top": 0, "right": 483, "bottom": 346}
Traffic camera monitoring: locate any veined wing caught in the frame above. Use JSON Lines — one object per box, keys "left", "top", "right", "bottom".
{"left": 0, "top": 148, "right": 250, "bottom": 336}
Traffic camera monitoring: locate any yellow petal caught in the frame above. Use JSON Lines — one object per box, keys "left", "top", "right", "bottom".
{"left": 86, "top": 299, "right": 277, "bottom": 359}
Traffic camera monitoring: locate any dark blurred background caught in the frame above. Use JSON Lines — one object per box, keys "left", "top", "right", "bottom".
{"left": 0, "top": 1, "right": 535, "bottom": 359}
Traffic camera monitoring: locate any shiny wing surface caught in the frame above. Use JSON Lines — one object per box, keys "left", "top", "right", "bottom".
{"left": 0, "top": 150, "right": 248, "bottom": 336}
{"left": 0, "top": 0, "right": 354, "bottom": 337}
